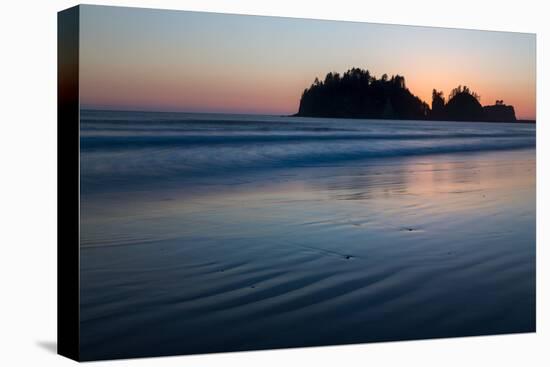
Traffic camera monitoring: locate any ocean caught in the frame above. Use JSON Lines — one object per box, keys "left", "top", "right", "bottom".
{"left": 79, "top": 109, "right": 536, "bottom": 360}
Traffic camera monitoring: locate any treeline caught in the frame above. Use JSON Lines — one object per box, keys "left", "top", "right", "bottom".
{"left": 296, "top": 68, "right": 517, "bottom": 122}
{"left": 431, "top": 85, "right": 516, "bottom": 122}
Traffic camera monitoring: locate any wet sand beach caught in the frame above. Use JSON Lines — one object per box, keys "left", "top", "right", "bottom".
{"left": 79, "top": 110, "right": 535, "bottom": 360}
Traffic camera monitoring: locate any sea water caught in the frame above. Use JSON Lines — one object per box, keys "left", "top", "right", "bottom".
{"left": 79, "top": 109, "right": 536, "bottom": 360}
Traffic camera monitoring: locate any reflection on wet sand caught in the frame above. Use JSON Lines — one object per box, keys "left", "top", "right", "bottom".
{"left": 80, "top": 149, "right": 535, "bottom": 360}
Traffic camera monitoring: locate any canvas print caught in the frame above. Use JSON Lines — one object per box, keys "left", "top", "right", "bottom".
{"left": 59, "top": 4, "right": 536, "bottom": 361}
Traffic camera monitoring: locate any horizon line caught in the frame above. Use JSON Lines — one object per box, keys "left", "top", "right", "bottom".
{"left": 80, "top": 106, "right": 536, "bottom": 122}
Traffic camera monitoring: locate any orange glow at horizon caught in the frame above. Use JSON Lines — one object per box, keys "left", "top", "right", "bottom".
{"left": 79, "top": 5, "right": 536, "bottom": 120}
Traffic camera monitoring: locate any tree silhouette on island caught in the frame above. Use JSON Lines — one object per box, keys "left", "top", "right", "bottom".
{"left": 296, "top": 68, "right": 520, "bottom": 122}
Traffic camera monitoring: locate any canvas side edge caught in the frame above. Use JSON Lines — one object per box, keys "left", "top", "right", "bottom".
{"left": 57, "top": 5, "right": 81, "bottom": 362}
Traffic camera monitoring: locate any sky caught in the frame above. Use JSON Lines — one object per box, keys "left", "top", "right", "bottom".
{"left": 79, "top": 5, "right": 536, "bottom": 119}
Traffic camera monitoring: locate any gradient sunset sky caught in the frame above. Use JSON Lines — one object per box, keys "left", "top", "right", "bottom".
{"left": 79, "top": 5, "right": 536, "bottom": 119}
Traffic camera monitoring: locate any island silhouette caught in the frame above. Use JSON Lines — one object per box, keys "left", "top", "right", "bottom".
{"left": 296, "top": 68, "right": 525, "bottom": 122}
